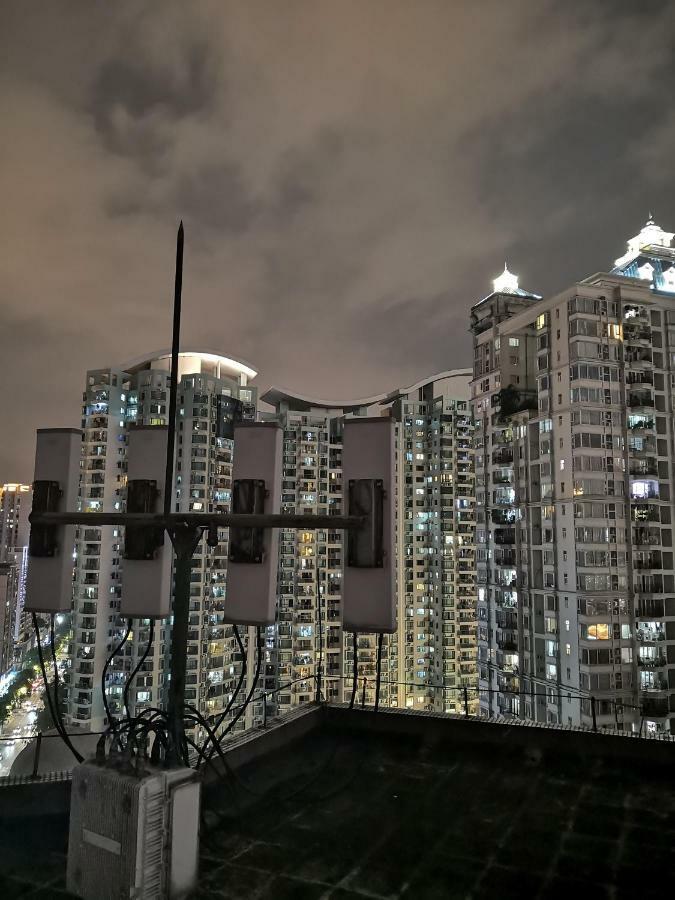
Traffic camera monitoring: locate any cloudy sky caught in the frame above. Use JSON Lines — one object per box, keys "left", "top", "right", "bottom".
{"left": 1, "top": 0, "right": 674, "bottom": 480}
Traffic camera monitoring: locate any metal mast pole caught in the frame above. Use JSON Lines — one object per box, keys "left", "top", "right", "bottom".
{"left": 164, "top": 220, "right": 183, "bottom": 518}
{"left": 165, "top": 221, "right": 199, "bottom": 766}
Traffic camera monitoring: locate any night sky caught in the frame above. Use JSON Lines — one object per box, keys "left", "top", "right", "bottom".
{"left": 2, "top": 1, "right": 674, "bottom": 481}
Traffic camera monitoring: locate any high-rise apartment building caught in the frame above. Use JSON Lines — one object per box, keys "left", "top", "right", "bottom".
{"left": 0, "top": 563, "right": 20, "bottom": 673}
{"left": 58, "top": 344, "right": 478, "bottom": 735}
{"left": 472, "top": 219, "right": 675, "bottom": 735}
{"left": 65, "top": 350, "right": 258, "bottom": 732}
{"left": 0, "top": 484, "right": 32, "bottom": 672}
{"left": 262, "top": 368, "right": 476, "bottom": 715}
{"left": 386, "top": 372, "right": 477, "bottom": 714}
{"left": 0, "top": 484, "right": 31, "bottom": 562}
{"left": 259, "top": 395, "right": 350, "bottom": 715}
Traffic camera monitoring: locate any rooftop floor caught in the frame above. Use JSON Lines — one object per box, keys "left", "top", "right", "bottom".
{"left": 1, "top": 706, "right": 675, "bottom": 898}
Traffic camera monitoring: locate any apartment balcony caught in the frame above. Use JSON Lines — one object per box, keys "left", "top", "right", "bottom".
{"left": 629, "top": 462, "right": 658, "bottom": 477}
{"left": 640, "top": 695, "right": 669, "bottom": 718}
{"left": 75, "top": 661, "right": 94, "bottom": 675}
{"left": 495, "top": 592, "right": 518, "bottom": 609}
{"left": 494, "top": 552, "right": 517, "bottom": 567}
{"left": 77, "top": 603, "right": 98, "bottom": 619}
{"left": 633, "top": 577, "right": 664, "bottom": 596}
{"left": 494, "top": 569, "right": 518, "bottom": 588}
{"left": 496, "top": 611, "right": 518, "bottom": 629}
{"left": 83, "top": 472, "right": 106, "bottom": 487}
{"left": 494, "top": 528, "right": 516, "bottom": 545}
{"left": 628, "top": 424, "right": 656, "bottom": 442}
{"left": 626, "top": 371, "right": 654, "bottom": 386}
{"left": 628, "top": 436, "right": 657, "bottom": 455}
{"left": 633, "top": 554, "right": 663, "bottom": 572}
{"left": 632, "top": 504, "right": 660, "bottom": 523}
{"left": 497, "top": 673, "right": 519, "bottom": 693}
{"left": 624, "top": 348, "right": 653, "bottom": 367}
{"left": 627, "top": 393, "right": 655, "bottom": 413}
{"left": 496, "top": 633, "right": 518, "bottom": 652}
{"left": 637, "top": 654, "right": 667, "bottom": 669}
{"left": 86, "top": 415, "right": 108, "bottom": 429}
{"left": 492, "top": 449, "right": 514, "bottom": 465}
{"left": 491, "top": 509, "right": 519, "bottom": 526}
{"left": 630, "top": 476, "right": 659, "bottom": 503}
{"left": 636, "top": 626, "right": 665, "bottom": 643}
{"left": 81, "top": 543, "right": 101, "bottom": 557}
{"left": 624, "top": 324, "right": 652, "bottom": 344}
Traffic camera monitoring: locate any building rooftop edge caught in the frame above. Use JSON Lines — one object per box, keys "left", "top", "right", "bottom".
{"left": 262, "top": 368, "right": 472, "bottom": 411}
{"left": 112, "top": 349, "right": 258, "bottom": 380}
{"left": 472, "top": 287, "right": 543, "bottom": 310}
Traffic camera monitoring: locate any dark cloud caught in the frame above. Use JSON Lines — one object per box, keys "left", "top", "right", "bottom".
{"left": 1, "top": 0, "right": 674, "bottom": 481}
{"left": 92, "top": 46, "right": 216, "bottom": 126}
{"left": 176, "top": 163, "right": 257, "bottom": 233}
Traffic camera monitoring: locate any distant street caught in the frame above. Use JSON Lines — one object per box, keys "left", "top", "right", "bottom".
{"left": 0, "top": 702, "right": 38, "bottom": 775}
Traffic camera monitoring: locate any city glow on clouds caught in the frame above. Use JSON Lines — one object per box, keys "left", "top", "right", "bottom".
{"left": 1, "top": 1, "right": 675, "bottom": 480}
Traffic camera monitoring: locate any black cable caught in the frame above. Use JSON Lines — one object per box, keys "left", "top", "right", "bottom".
{"left": 195, "top": 696, "right": 342, "bottom": 805}
{"left": 315, "top": 563, "right": 323, "bottom": 704}
{"left": 117, "top": 708, "right": 167, "bottom": 745}
{"left": 185, "top": 706, "right": 232, "bottom": 772}
{"left": 107, "top": 705, "right": 170, "bottom": 764}
{"left": 374, "top": 632, "right": 384, "bottom": 713}
{"left": 202, "top": 624, "right": 248, "bottom": 745}
{"left": 349, "top": 631, "right": 358, "bottom": 709}
{"left": 123, "top": 619, "right": 155, "bottom": 724}
{"left": 221, "top": 627, "right": 262, "bottom": 737}
{"left": 202, "top": 627, "right": 262, "bottom": 766}
{"left": 31, "top": 613, "right": 83, "bottom": 764}
{"left": 49, "top": 614, "right": 74, "bottom": 748}
{"left": 31, "top": 614, "right": 58, "bottom": 729}
{"left": 101, "top": 619, "right": 132, "bottom": 732}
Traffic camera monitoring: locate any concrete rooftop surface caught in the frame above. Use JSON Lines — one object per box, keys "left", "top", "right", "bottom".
{"left": 1, "top": 705, "right": 675, "bottom": 898}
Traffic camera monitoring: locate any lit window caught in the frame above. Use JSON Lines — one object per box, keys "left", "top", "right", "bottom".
{"left": 587, "top": 623, "right": 610, "bottom": 640}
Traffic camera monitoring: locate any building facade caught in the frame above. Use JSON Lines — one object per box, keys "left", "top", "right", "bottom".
{"left": 262, "top": 369, "right": 477, "bottom": 716}
{"left": 60, "top": 347, "right": 480, "bottom": 734}
{"left": 0, "top": 484, "right": 32, "bottom": 673}
{"left": 472, "top": 220, "right": 675, "bottom": 734}
{"left": 65, "top": 350, "right": 258, "bottom": 733}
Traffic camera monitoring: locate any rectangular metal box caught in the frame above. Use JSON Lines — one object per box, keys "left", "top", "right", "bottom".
{"left": 67, "top": 761, "right": 200, "bottom": 899}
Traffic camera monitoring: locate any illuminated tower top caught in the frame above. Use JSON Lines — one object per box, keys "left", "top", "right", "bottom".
{"left": 614, "top": 216, "right": 674, "bottom": 268}
{"left": 612, "top": 216, "right": 675, "bottom": 293}
{"left": 493, "top": 263, "right": 520, "bottom": 295}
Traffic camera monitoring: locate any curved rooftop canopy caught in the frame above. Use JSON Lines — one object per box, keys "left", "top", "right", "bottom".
{"left": 262, "top": 386, "right": 388, "bottom": 412}
{"left": 263, "top": 368, "right": 472, "bottom": 412}
{"left": 119, "top": 349, "right": 257, "bottom": 381}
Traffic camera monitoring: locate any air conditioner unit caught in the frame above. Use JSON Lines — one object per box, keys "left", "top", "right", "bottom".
{"left": 67, "top": 761, "right": 200, "bottom": 899}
